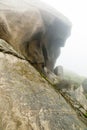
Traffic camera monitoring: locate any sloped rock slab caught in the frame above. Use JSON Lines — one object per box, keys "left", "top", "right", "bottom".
{"left": 0, "top": 52, "right": 87, "bottom": 130}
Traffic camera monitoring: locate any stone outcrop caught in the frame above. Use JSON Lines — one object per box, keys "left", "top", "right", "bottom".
{"left": 0, "top": 0, "right": 72, "bottom": 73}
{"left": 0, "top": 1, "right": 87, "bottom": 129}
{"left": 54, "top": 65, "right": 63, "bottom": 78}
{"left": 73, "top": 85, "right": 87, "bottom": 110}
{"left": 0, "top": 41, "right": 87, "bottom": 130}
{"left": 82, "top": 79, "right": 87, "bottom": 94}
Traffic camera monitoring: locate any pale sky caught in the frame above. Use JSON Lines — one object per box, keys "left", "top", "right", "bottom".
{"left": 1, "top": 0, "right": 87, "bottom": 76}
{"left": 42, "top": 0, "right": 87, "bottom": 77}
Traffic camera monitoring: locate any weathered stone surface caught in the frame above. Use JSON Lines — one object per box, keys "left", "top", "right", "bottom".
{"left": 0, "top": 0, "right": 72, "bottom": 73}
{"left": 71, "top": 85, "right": 87, "bottom": 110}
{"left": 54, "top": 81, "right": 87, "bottom": 125}
{"left": 0, "top": 49, "right": 87, "bottom": 130}
{"left": 82, "top": 79, "right": 87, "bottom": 94}
{"left": 0, "top": 1, "right": 86, "bottom": 129}
{"left": 54, "top": 65, "right": 63, "bottom": 78}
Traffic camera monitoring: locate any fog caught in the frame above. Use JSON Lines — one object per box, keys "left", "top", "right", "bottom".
{"left": 0, "top": 0, "right": 87, "bottom": 76}
{"left": 42, "top": 0, "right": 87, "bottom": 77}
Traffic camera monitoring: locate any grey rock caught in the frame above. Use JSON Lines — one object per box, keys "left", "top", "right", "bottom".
{"left": 0, "top": 0, "right": 72, "bottom": 73}
{"left": 74, "top": 85, "right": 87, "bottom": 110}
{"left": 0, "top": 1, "right": 86, "bottom": 129}
{"left": 54, "top": 65, "right": 63, "bottom": 78}
{"left": 0, "top": 49, "right": 87, "bottom": 130}
{"left": 82, "top": 79, "right": 87, "bottom": 94}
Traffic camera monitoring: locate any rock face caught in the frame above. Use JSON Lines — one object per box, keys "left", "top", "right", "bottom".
{"left": 0, "top": 42, "right": 87, "bottom": 130}
{"left": 0, "top": 1, "right": 86, "bottom": 129}
{"left": 71, "top": 85, "right": 87, "bottom": 110}
{"left": 54, "top": 65, "right": 63, "bottom": 78}
{"left": 0, "top": 0, "right": 72, "bottom": 73}
{"left": 82, "top": 79, "right": 87, "bottom": 94}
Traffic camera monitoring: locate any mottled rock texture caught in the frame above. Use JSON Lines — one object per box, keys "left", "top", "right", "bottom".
{"left": 0, "top": 1, "right": 86, "bottom": 129}
{"left": 0, "top": 48, "right": 87, "bottom": 130}
{"left": 82, "top": 79, "right": 87, "bottom": 94}
{"left": 0, "top": 0, "right": 71, "bottom": 73}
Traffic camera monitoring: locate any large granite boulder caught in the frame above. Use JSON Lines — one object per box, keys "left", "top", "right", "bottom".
{"left": 0, "top": 1, "right": 86, "bottom": 129}
{"left": 0, "top": 0, "right": 72, "bottom": 73}
{"left": 0, "top": 46, "right": 87, "bottom": 130}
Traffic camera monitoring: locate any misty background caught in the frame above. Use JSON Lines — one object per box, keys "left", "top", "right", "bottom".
{"left": 0, "top": 0, "right": 87, "bottom": 77}
{"left": 42, "top": 0, "right": 87, "bottom": 77}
